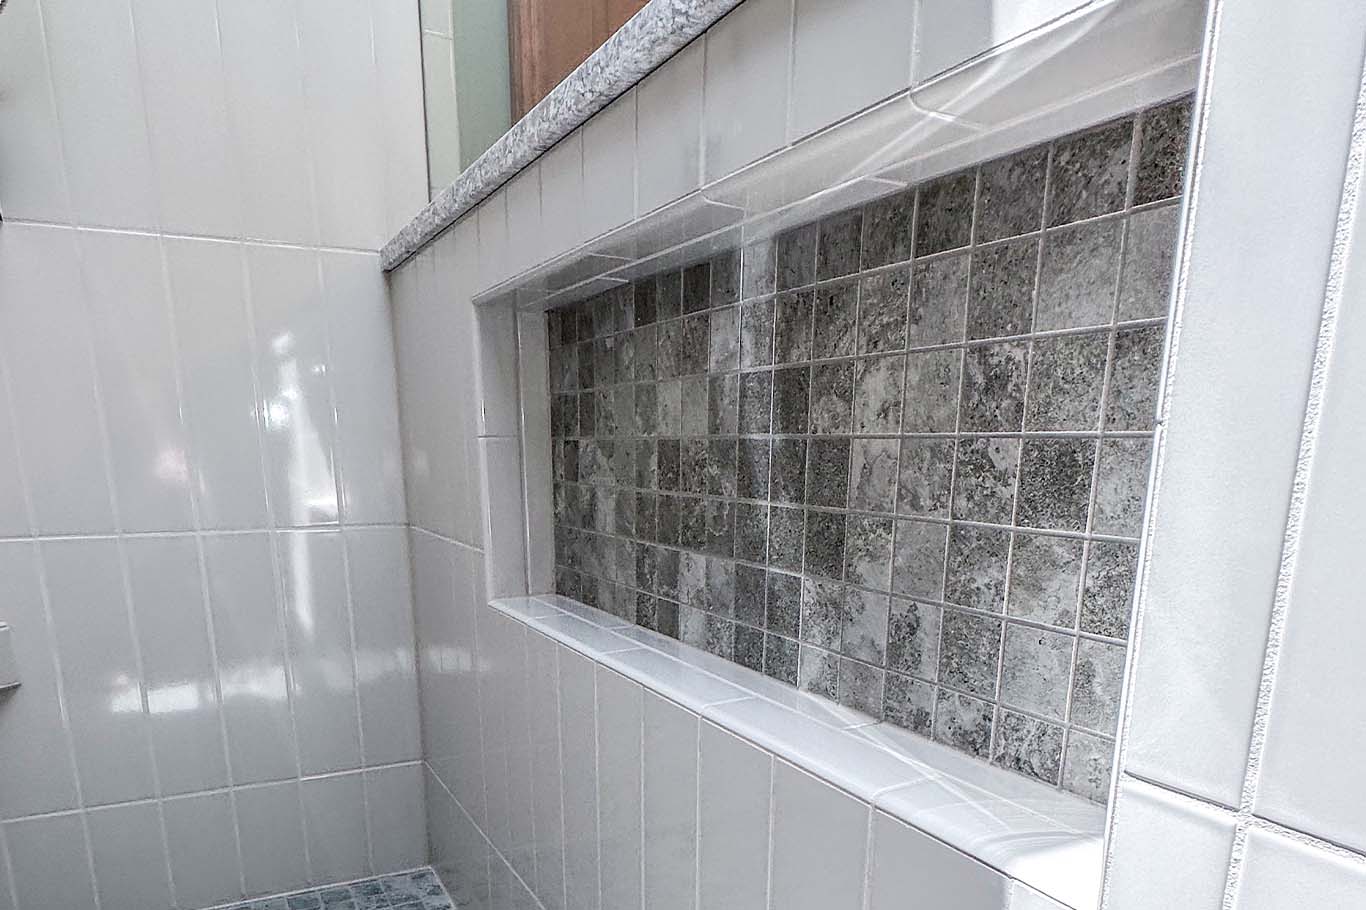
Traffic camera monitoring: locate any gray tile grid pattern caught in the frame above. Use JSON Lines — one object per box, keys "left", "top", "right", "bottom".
{"left": 220, "top": 868, "right": 454, "bottom": 910}
{"left": 547, "top": 96, "right": 1191, "bottom": 801}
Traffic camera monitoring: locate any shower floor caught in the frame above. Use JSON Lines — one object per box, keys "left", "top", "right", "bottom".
{"left": 218, "top": 867, "right": 454, "bottom": 910}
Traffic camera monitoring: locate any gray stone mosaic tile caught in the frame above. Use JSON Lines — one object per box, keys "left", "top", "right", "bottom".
{"left": 1134, "top": 96, "right": 1192, "bottom": 205}
{"left": 773, "top": 289, "right": 814, "bottom": 363}
{"left": 933, "top": 690, "right": 995, "bottom": 759}
{"left": 841, "top": 587, "right": 890, "bottom": 663}
{"left": 959, "top": 342, "right": 1027, "bottom": 432}
{"left": 768, "top": 504, "right": 805, "bottom": 572}
{"left": 844, "top": 515, "right": 893, "bottom": 591}
{"left": 805, "top": 438, "right": 851, "bottom": 508}
{"left": 803, "top": 509, "right": 846, "bottom": 578}
{"left": 1024, "top": 332, "right": 1109, "bottom": 431}
{"left": 938, "top": 608, "right": 1003, "bottom": 698}
{"left": 810, "top": 361, "right": 854, "bottom": 434}
{"left": 773, "top": 366, "right": 811, "bottom": 434}
{"left": 1093, "top": 438, "right": 1152, "bottom": 536}
{"left": 993, "top": 710, "right": 1064, "bottom": 785}
{"left": 1070, "top": 638, "right": 1126, "bottom": 735}
{"left": 801, "top": 576, "right": 848, "bottom": 649}
{"left": 708, "top": 373, "right": 739, "bottom": 435}
{"left": 884, "top": 672, "right": 935, "bottom": 734}
{"left": 895, "top": 438, "right": 952, "bottom": 517}
{"left": 916, "top": 170, "right": 976, "bottom": 256}
{"left": 952, "top": 437, "right": 1020, "bottom": 525}
{"left": 975, "top": 144, "right": 1048, "bottom": 242}
{"left": 709, "top": 305, "right": 740, "bottom": 372}
{"left": 891, "top": 519, "right": 948, "bottom": 601}
{"left": 734, "top": 501, "right": 769, "bottom": 563}
{"left": 742, "top": 239, "right": 777, "bottom": 300}
{"left": 1000, "top": 624, "right": 1074, "bottom": 720}
{"left": 740, "top": 298, "right": 775, "bottom": 367}
{"left": 1017, "top": 438, "right": 1096, "bottom": 532}
{"left": 777, "top": 223, "right": 818, "bottom": 291}
{"left": 1036, "top": 218, "right": 1123, "bottom": 331}
{"left": 765, "top": 633, "right": 799, "bottom": 685}
{"left": 860, "top": 188, "right": 915, "bottom": 268}
{"left": 850, "top": 438, "right": 899, "bottom": 512}
{"left": 766, "top": 570, "right": 802, "bottom": 637}
{"left": 1081, "top": 540, "right": 1137, "bottom": 638}
{"left": 1007, "top": 533, "right": 1083, "bottom": 627}
{"left": 909, "top": 253, "right": 969, "bottom": 346}
{"left": 711, "top": 250, "right": 741, "bottom": 306}
{"left": 853, "top": 355, "right": 905, "bottom": 434}
{"left": 945, "top": 524, "right": 1010, "bottom": 612}
{"left": 818, "top": 209, "right": 864, "bottom": 281}
{"left": 812, "top": 279, "right": 858, "bottom": 359}
{"left": 886, "top": 598, "right": 940, "bottom": 680}
{"left": 735, "top": 624, "right": 765, "bottom": 672}
{"left": 902, "top": 348, "right": 963, "bottom": 432}
{"left": 798, "top": 644, "right": 840, "bottom": 698}
{"left": 683, "top": 260, "right": 711, "bottom": 314}
{"left": 634, "top": 279, "right": 658, "bottom": 326}
{"left": 967, "top": 237, "right": 1038, "bottom": 339}
{"left": 1062, "top": 730, "right": 1115, "bottom": 802}
{"left": 771, "top": 438, "right": 807, "bottom": 505}
{"left": 837, "top": 657, "right": 885, "bottom": 716}
{"left": 1118, "top": 205, "right": 1180, "bottom": 320}
{"left": 857, "top": 268, "right": 910, "bottom": 354}
{"left": 737, "top": 370, "right": 772, "bottom": 433}
{"left": 1106, "top": 324, "right": 1164, "bottom": 431}
{"left": 1046, "top": 117, "right": 1133, "bottom": 227}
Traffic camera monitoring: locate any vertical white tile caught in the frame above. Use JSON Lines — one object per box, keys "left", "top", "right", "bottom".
{"left": 698, "top": 721, "right": 771, "bottom": 910}
{"left": 3, "top": 813, "right": 97, "bottom": 910}
{"left": 392, "top": 253, "right": 442, "bottom": 537}
{"left": 42, "top": 538, "right": 156, "bottom": 806}
{"left": 582, "top": 91, "right": 637, "bottom": 241}
{"left": 1103, "top": 778, "right": 1235, "bottom": 908}
{"left": 235, "top": 780, "right": 309, "bottom": 897}
{"left": 41, "top": 0, "right": 158, "bottom": 228}
{"left": 0, "top": 541, "right": 79, "bottom": 819}
{"left": 203, "top": 532, "right": 297, "bottom": 784}
{"left": 558, "top": 646, "right": 601, "bottom": 910}
{"left": 867, "top": 810, "right": 1006, "bottom": 910}
{"left": 421, "top": 32, "right": 462, "bottom": 193}
{"left": 427, "top": 765, "right": 493, "bottom": 903}
{"left": 302, "top": 771, "right": 370, "bottom": 885}
{"left": 642, "top": 690, "right": 697, "bottom": 910}
{"left": 87, "top": 802, "right": 173, "bottom": 910}
{"left": 474, "top": 303, "right": 521, "bottom": 438}
{"left": 1235, "top": 828, "right": 1366, "bottom": 910}
{"left": 296, "top": 0, "right": 386, "bottom": 249}
{"left": 346, "top": 527, "right": 420, "bottom": 765}
{"left": 165, "top": 237, "right": 270, "bottom": 531}
{"left": 247, "top": 243, "right": 339, "bottom": 527}
{"left": 78, "top": 229, "right": 194, "bottom": 532}
{"left": 0, "top": 368, "right": 29, "bottom": 539}
{"left": 527, "top": 630, "right": 566, "bottom": 910}
{"left": 218, "top": 0, "right": 316, "bottom": 244}
{"left": 477, "top": 611, "right": 513, "bottom": 860}
{"left": 162, "top": 791, "right": 243, "bottom": 910}
{"left": 366, "top": 763, "right": 429, "bottom": 874}
{"left": 702, "top": 0, "right": 791, "bottom": 182}
{"left": 479, "top": 436, "right": 529, "bottom": 598}
{"left": 278, "top": 530, "right": 361, "bottom": 774}
{"left": 0, "top": 845, "right": 11, "bottom": 910}
{"left": 596, "top": 667, "right": 643, "bottom": 910}
{"left": 0, "top": 223, "right": 115, "bottom": 534}
{"left": 517, "top": 309, "right": 555, "bottom": 594}
{"left": 502, "top": 622, "right": 537, "bottom": 888}
{"left": 371, "top": 0, "right": 429, "bottom": 236}
{"left": 124, "top": 535, "right": 229, "bottom": 796}
{"left": 637, "top": 41, "right": 703, "bottom": 214}
{"left": 477, "top": 189, "right": 511, "bottom": 292}
{"left": 540, "top": 131, "right": 585, "bottom": 262}
{"left": 131, "top": 0, "right": 240, "bottom": 237}
{"left": 912, "top": 0, "right": 1087, "bottom": 84}
{"left": 770, "top": 760, "right": 868, "bottom": 910}
{"left": 323, "top": 250, "right": 406, "bottom": 525}
{"left": 505, "top": 163, "right": 544, "bottom": 275}
{"left": 0, "top": 0, "right": 71, "bottom": 222}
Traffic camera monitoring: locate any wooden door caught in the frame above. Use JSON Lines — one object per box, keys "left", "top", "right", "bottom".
{"left": 509, "top": 0, "right": 649, "bottom": 118}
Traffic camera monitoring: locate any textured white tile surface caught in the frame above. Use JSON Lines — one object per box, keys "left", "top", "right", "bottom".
{"left": 1104, "top": 778, "right": 1234, "bottom": 909}
{"left": 1235, "top": 828, "right": 1366, "bottom": 910}
{"left": 559, "top": 646, "right": 602, "bottom": 910}
{"left": 868, "top": 810, "right": 1008, "bottom": 910}
{"left": 698, "top": 721, "right": 772, "bottom": 910}
{"left": 162, "top": 791, "right": 243, "bottom": 909}
{"left": 596, "top": 667, "right": 644, "bottom": 910}
{"left": 582, "top": 91, "right": 639, "bottom": 241}
{"left": 770, "top": 760, "right": 869, "bottom": 910}
{"left": 702, "top": 0, "right": 792, "bottom": 182}
{"left": 302, "top": 772, "right": 370, "bottom": 884}
{"left": 0, "top": 0, "right": 70, "bottom": 223}
{"left": 365, "top": 763, "right": 429, "bottom": 874}
{"left": 4, "top": 813, "right": 97, "bottom": 910}
{"left": 637, "top": 41, "right": 704, "bottom": 215}
{"left": 88, "top": 801, "right": 173, "bottom": 910}
{"left": 235, "top": 780, "right": 309, "bottom": 896}
{"left": 642, "top": 690, "right": 698, "bottom": 910}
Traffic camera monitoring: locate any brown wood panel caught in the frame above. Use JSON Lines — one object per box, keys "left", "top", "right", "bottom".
{"left": 508, "top": 0, "right": 649, "bottom": 118}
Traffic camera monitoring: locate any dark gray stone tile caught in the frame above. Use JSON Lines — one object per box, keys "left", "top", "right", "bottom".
{"left": 803, "top": 509, "right": 846, "bottom": 579}
{"left": 798, "top": 644, "right": 839, "bottom": 698}
{"left": 655, "top": 320, "right": 681, "bottom": 380}
{"left": 679, "top": 313, "right": 710, "bottom": 375}
{"left": 892, "top": 519, "right": 948, "bottom": 601}
{"left": 773, "top": 290, "right": 814, "bottom": 363}
{"left": 657, "top": 438, "right": 680, "bottom": 491}
{"left": 742, "top": 239, "right": 777, "bottom": 300}
{"left": 705, "top": 556, "right": 737, "bottom": 615}
{"left": 975, "top": 144, "right": 1048, "bottom": 242}
{"left": 1134, "top": 96, "right": 1192, "bottom": 205}
{"left": 709, "top": 305, "right": 740, "bottom": 372}
{"left": 1071, "top": 638, "right": 1126, "bottom": 735}
{"left": 709, "top": 374, "right": 739, "bottom": 436}
{"left": 643, "top": 597, "right": 681, "bottom": 639}
{"left": 916, "top": 170, "right": 976, "bottom": 256}
{"left": 818, "top": 209, "right": 863, "bottom": 281}
{"left": 938, "top": 608, "right": 1002, "bottom": 698}
{"left": 680, "top": 438, "right": 707, "bottom": 494}
{"left": 896, "top": 438, "right": 953, "bottom": 517}
{"left": 812, "top": 279, "right": 858, "bottom": 359}
{"left": 841, "top": 587, "right": 889, "bottom": 664}
{"left": 594, "top": 388, "right": 616, "bottom": 437}
{"left": 850, "top": 438, "right": 899, "bottom": 512}
{"left": 734, "top": 624, "right": 765, "bottom": 672}
{"left": 702, "top": 612, "right": 736, "bottom": 659}
{"left": 635, "top": 439, "right": 657, "bottom": 489}
{"left": 1017, "top": 438, "right": 1096, "bottom": 532}
{"left": 706, "top": 438, "right": 737, "bottom": 497}
{"left": 634, "top": 325, "right": 657, "bottom": 381}
{"left": 805, "top": 437, "right": 851, "bottom": 508}
{"left": 837, "top": 658, "right": 885, "bottom": 717}
{"left": 656, "top": 378, "right": 682, "bottom": 436}
{"left": 635, "top": 383, "right": 658, "bottom": 436}
{"left": 1063, "top": 730, "right": 1115, "bottom": 803}
{"left": 768, "top": 505, "right": 805, "bottom": 572}
{"left": 773, "top": 366, "right": 812, "bottom": 434}
{"left": 633, "top": 279, "right": 658, "bottom": 326}
{"left": 1106, "top": 325, "right": 1164, "bottom": 431}
{"left": 887, "top": 598, "right": 940, "bottom": 681}
{"left": 1024, "top": 332, "right": 1109, "bottom": 431}
{"left": 677, "top": 550, "right": 707, "bottom": 609}
{"left": 1081, "top": 540, "right": 1137, "bottom": 638}
{"left": 992, "top": 711, "right": 1063, "bottom": 785}
{"left": 809, "top": 362, "right": 854, "bottom": 435}
{"left": 1008, "top": 533, "right": 1083, "bottom": 627}
{"left": 844, "top": 515, "right": 893, "bottom": 591}
{"left": 766, "top": 570, "right": 802, "bottom": 636}
{"left": 577, "top": 345, "right": 595, "bottom": 392}
{"left": 1036, "top": 218, "right": 1122, "bottom": 331}
{"left": 635, "top": 536, "right": 659, "bottom": 588}
{"left": 594, "top": 337, "right": 619, "bottom": 386}
{"left": 656, "top": 547, "right": 680, "bottom": 600}
{"left": 738, "top": 370, "right": 772, "bottom": 434}
{"left": 1046, "top": 118, "right": 1133, "bottom": 227}
{"left": 740, "top": 298, "right": 775, "bottom": 368}
{"left": 884, "top": 672, "right": 934, "bottom": 734}
{"left": 903, "top": 348, "right": 963, "bottom": 432}
{"left": 959, "top": 342, "right": 1026, "bottom": 432}
{"left": 1118, "top": 205, "right": 1179, "bottom": 321}
{"left": 771, "top": 438, "right": 807, "bottom": 505}
{"left": 909, "top": 253, "right": 969, "bottom": 347}
{"left": 1000, "top": 624, "right": 1073, "bottom": 720}
{"left": 951, "top": 437, "right": 1020, "bottom": 525}
{"left": 735, "top": 501, "right": 769, "bottom": 563}
{"left": 705, "top": 499, "right": 736, "bottom": 557}
{"left": 933, "top": 690, "right": 995, "bottom": 760}
{"left": 861, "top": 189, "right": 915, "bottom": 268}
{"left": 945, "top": 524, "right": 1010, "bottom": 612}
{"left": 1093, "top": 438, "right": 1152, "bottom": 537}
{"left": 737, "top": 438, "right": 771, "bottom": 500}
{"left": 853, "top": 355, "right": 905, "bottom": 434}
{"left": 680, "top": 495, "right": 707, "bottom": 550}
{"left": 656, "top": 493, "right": 680, "bottom": 545}
{"left": 967, "top": 237, "right": 1038, "bottom": 340}
{"left": 591, "top": 293, "right": 618, "bottom": 336}
{"left": 777, "top": 223, "right": 818, "bottom": 290}
{"left": 711, "top": 250, "right": 741, "bottom": 306}
{"left": 683, "top": 261, "right": 711, "bottom": 314}
{"left": 857, "top": 268, "right": 909, "bottom": 355}
{"left": 764, "top": 634, "right": 799, "bottom": 685}
{"left": 800, "top": 577, "right": 848, "bottom": 649}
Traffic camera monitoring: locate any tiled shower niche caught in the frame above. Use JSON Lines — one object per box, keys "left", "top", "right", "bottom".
{"left": 548, "top": 96, "right": 1190, "bottom": 801}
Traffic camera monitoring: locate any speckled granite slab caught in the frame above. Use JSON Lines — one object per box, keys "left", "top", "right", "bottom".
{"left": 381, "top": 0, "right": 743, "bottom": 271}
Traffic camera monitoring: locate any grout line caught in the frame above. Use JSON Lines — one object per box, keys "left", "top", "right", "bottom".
{"left": 0, "top": 823, "right": 17, "bottom": 910}
{"left": 2, "top": 217, "right": 387, "bottom": 257}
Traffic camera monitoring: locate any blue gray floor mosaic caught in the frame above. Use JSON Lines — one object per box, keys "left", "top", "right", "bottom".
{"left": 220, "top": 868, "right": 454, "bottom": 910}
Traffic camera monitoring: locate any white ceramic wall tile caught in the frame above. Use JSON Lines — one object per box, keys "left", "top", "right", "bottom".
{"left": 581, "top": 91, "right": 638, "bottom": 242}
{"left": 867, "top": 810, "right": 1008, "bottom": 910}
{"left": 247, "top": 243, "right": 339, "bottom": 527}
{"left": 788, "top": 0, "right": 915, "bottom": 141}
{"left": 164, "top": 237, "right": 270, "bottom": 530}
{"left": 131, "top": 0, "right": 240, "bottom": 237}
{"left": 218, "top": 0, "right": 317, "bottom": 244}
{"left": 479, "top": 436, "right": 530, "bottom": 598}
{"left": 1103, "top": 778, "right": 1234, "bottom": 909}
{"left": 540, "top": 131, "right": 586, "bottom": 262}
{"left": 559, "top": 646, "right": 602, "bottom": 910}
{"left": 421, "top": 31, "right": 462, "bottom": 195}
{"left": 302, "top": 772, "right": 370, "bottom": 884}
{"left": 87, "top": 801, "right": 173, "bottom": 910}
{"left": 697, "top": 720, "right": 771, "bottom": 910}
{"left": 0, "top": 224, "right": 115, "bottom": 534}
{"left": 474, "top": 611, "right": 517, "bottom": 871}
{"left": 0, "top": 0, "right": 70, "bottom": 223}
{"left": 1010, "top": 882, "right": 1069, "bottom": 910}
{"left": 0, "top": 851, "right": 12, "bottom": 910}
{"left": 323, "top": 250, "right": 407, "bottom": 525}
{"left": 77, "top": 228, "right": 195, "bottom": 532}
{"left": 346, "top": 527, "right": 421, "bottom": 765}
{"left": 526, "top": 630, "right": 567, "bottom": 910}
{"left": 277, "top": 530, "right": 361, "bottom": 774}
{"left": 474, "top": 303, "right": 522, "bottom": 438}
{"left": 478, "top": 190, "right": 511, "bottom": 292}
{"left": 505, "top": 163, "right": 544, "bottom": 275}
{"left": 0, "top": 374, "right": 28, "bottom": 539}
{"left": 637, "top": 40, "right": 704, "bottom": 215}
{"left": 701, "top": 0, "right": 792, "bottom": 183}
{"left": 3, "top": 813, "right": 97, "bottom": 910}
{"left": 124, "top": 535, "right": 230, "bottom": 796}
{"left": 372, "top": 0, "right": 430, "bottom": 237}
{"left": 596, "top": 667, "right": 644, "bottom": 910}
{"left": 642, "top": 690, "right": 698, "bottom": 910}
{"left": 162, "top": 791, "right": 244, "bottom": 910}
{"left": 41, "top": 0, "right": 158, "bottom": 229}
{"left": 0, "top": 541, "right": 80, "bottom": 819}
{"left": 770, "top": 760, "right": 869, "bottom": 910}
{"left": 235, "top": 780, "right": 309, "bottom": 896}
{"left": 504, "top": 628, "right": 538, "bottom": 889}
{"left": 41, "top": 538, "right": 156, "bottom": 807}
{"left": 365, "top": 763, "right": 429, "bottom": 874}
{"left": 516, "top": 309, "right": 556, "bottom": 594}
{"left": 1122, "top": 0, "right": 1366, "bottom": 808}
{"left": 912, "top": 0, "right": 1089, "bottom": 84}
{"left": 203, "top": 532, "right": 297, "bottom": 784}
{"left": 1235, "top": 828, "right": 1366, "bottom": 910}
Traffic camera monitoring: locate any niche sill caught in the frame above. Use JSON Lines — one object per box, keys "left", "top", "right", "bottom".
{"left": 489, "top": 593, "right": 1105, "bottom": 910}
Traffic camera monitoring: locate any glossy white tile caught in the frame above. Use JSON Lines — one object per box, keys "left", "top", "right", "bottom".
{"left": 637, "top": 40, "right": 703, "bottom": 215}
{"left": 3, "top": 813, "right": 97, "bottom": 910}
{"left": 516, "top": 309, "right": 556, "bottom": 594}
{"left": 0, "top": 0, "right": 70, "bottom": 223}
{"left": 302, "top": 771, "right": 369, "bottom": 884}
{"left": 87, "top": 801, "right": 173, "bottom": 910}
{"left": 477, "top": 606, "right": 515, "bottom": 860}
{"left": 770, "top": 759, "right": 869, "bottom": 910}
{"left": 371, "top": 0, "right": 430, "bottom": 237}
{"left": 478, "top": 189, "right": 511, "bottom": 292}
{"left": 474, "top": 303, "right": 521, "bottom": 438}
{"left": 559, "top": 646, "right": 602, "bottom": 910}
{"left": 162, "top": 790, "right": 244, "bottom": 910}
{"left": 479, "top": 436, "right": 529, "bottom": 598}
{"left": 366, "top": 763, "right": 428, "bottom": 874}
{"left": 596, "top": 667, "right": 644, "bottom": 910}
{"left": 642, "top": 690, "right": 697, "bottom": 910}
{"left": 235, "top": 780, "right": 309, "bottom": 897}
{"left": 912, "top": 0, "right": 1089, "bottom": 84}
{"left": 1103, "top": 778, "right": 1234, "bottom": 908}
{"left": 540, "top": 131, "right": 586, "bottom": 261}
{"left": 582, "top": 91, "right": 638, "bottom": 241}
{"left": 0, "top": 371, "right": 28, "bottom": 539}
{"left": 867, "top": 810, "right": 1007, "bottom": 910}
{"left": 702, "top": 0, "right": 792, "bottom": 182}
{"left": 698, "top": 720, "right": 771, "bottom": 910}
{"left": 526, "top": 630, "right": 567, "bottom": 910}
{"left": 505, "top": 163, "right": 545, "bottom": 276}
{"left": 1235, "top": 827, "right": 1366, "bottom": 910}
{"left": 421, "top": 33, "right": 461, "bottom": 192}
